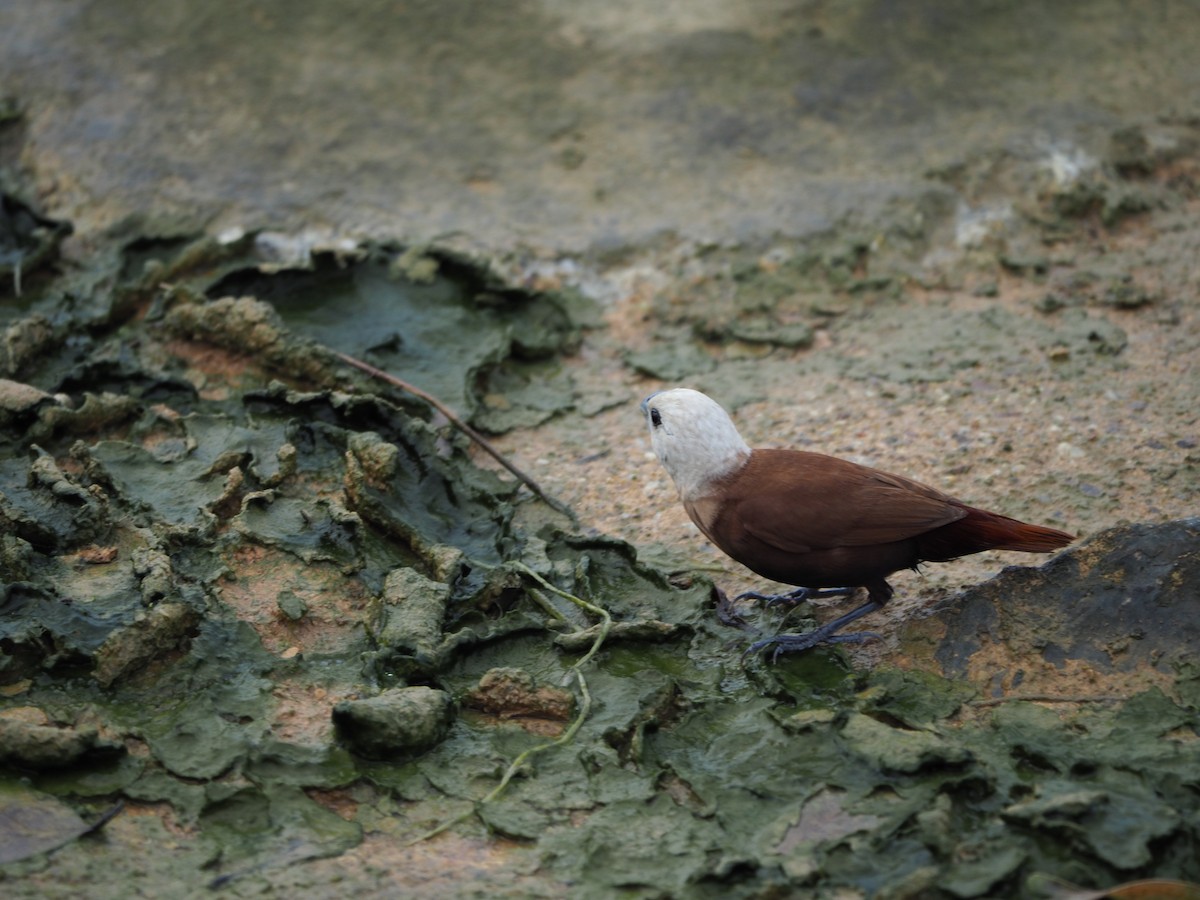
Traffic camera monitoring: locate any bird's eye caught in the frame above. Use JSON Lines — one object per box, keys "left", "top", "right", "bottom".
{"left": 650, "top": 408, "right": 662, "bottom": 427}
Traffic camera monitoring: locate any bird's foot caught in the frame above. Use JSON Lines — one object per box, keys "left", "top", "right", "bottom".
{"left": 734, "top": 585, "right": 857, "bottom": 608}
{"left": 740, "top": 599, "right": 884, "bottom": 663}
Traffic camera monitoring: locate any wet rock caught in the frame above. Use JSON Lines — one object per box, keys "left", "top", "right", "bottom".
{"left": 1001, "top": 779, "right": 1179, "bottom": 870}
{"left": 0, "top": 315, "right": 56, "bottom": 377}
{"left": 164, "top": 295, "right": 337, "bottom": 385}
{"left": 0, "top": 378, "right": 55, "bottom": 425}
{"left": 840, "top": 713, "right": 972, "bottom": 774}
{"left": 1101, "top": 276, "right": 1157, "bottom": 309}
{"left": 0, "top": 781, "right": 123, "bottom": 866}
{"left": 276, "top": 590, "right": 307, "bottom": 621}
{"left": 92, "top": 601, "right": 201, "bottom": 687}
{"left": 0, "top": 707, "right": 124, "bottom": 769}
{"left": 345, "top": 431, "right": 399, "bottom": 484}
{"left": 0, "top": 447, "right": 111, "bottom": 551}
{"left": 933, "top": 517, "right": 1200, "bottom": 677}
{"left": 0, "top": 532, "right": 35, "bottom": 580}
{"left": 28, "top": 391, "right": 141, "bottom": 442}
{"left": 341, "top": 421, "right": 507, "bottom": 581}
{"left": 775, "top": 788, "right": 883, "bottom": 877}
{"left": 232, "top": 493, "right": 362, "bottom": 567}
{"left": 463, "top": 667, "right": 575, "bottom": 723}
{"left": 371, "top": 566, "right": 449, "bottom": 664}
{"left": 0, "top": 192, "right": 72, "bottom": 293}
{"left": 130, "top": 546, "right": 176, "bottom": 605}
{"left": 199, "top": 251, "right": 582, "bottom": 434}
{"left": 472, "top": 364, "right": 577, "bottom": 433}
{"left": 389, "top": 246, "right": 439, "bottom": 283}
{"left": 332, "top": 686, "right": 453, "bottom": 759}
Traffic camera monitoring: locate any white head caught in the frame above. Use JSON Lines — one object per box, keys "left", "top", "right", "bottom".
{"left": 641, "top": 388, "right": 751, "bottom": 501}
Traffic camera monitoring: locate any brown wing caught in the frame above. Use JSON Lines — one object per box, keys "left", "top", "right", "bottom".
{"left": 724, "top": 449, "right": 966, "bottom": 553}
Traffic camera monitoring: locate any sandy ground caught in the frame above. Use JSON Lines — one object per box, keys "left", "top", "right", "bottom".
{"left": 475, "top": 193, "right": 1199, "bottom": 661}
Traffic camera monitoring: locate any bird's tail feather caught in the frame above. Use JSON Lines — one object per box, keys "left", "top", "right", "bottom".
{"left": 918, "top": 507, "right": 1073, "bottom": 561}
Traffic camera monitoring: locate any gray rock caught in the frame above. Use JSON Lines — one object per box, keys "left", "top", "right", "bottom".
{"left": 932, "top": 517, "right": 1200, "bottom": 676}
{"left": 332, "top": 686, "right": 454, "bottom": 759}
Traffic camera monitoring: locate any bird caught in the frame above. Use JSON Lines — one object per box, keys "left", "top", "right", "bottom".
{"left": 641, "top": 388, "right": 1074, "bottom": 658}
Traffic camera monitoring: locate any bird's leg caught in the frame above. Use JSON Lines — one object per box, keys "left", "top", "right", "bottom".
{"left": 734, "top": 585, "right": 858, "bottom": 608}
{"left": 743, "top": 599, "right": 883, "bottom": 662}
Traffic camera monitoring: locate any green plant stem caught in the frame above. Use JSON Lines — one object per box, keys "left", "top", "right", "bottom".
{"left": 406, "top": 564, "right": 611, "bottom": 845}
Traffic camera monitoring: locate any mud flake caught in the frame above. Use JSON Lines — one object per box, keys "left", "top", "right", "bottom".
{"left": 463, "top": 667, "right": 575, "bottom": 735}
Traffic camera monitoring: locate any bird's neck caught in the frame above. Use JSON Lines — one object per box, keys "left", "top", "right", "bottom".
{"left": 668, "top": 444, "right": 751, "bottom": 503}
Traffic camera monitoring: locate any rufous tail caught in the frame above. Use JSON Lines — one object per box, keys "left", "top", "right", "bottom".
{"left": 918, "top": 507, "right": 1073, "bottom": 561}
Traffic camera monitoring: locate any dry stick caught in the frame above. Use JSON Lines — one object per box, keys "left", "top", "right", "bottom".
{"left": 968, "top": 693, "right": 1122, "bottom": 708}
{"left": 405, "top": 563, "right": 612, "bottom": 845}
{"left": 518, "top": 563, "right": 613, "bottom": 673}
{"left": 333, "top": 350, "right": 578, "bottom": 525}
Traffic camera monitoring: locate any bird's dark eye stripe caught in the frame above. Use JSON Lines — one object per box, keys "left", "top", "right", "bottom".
{"left": 650, "top": 408, "right": 662, "bottom": 427}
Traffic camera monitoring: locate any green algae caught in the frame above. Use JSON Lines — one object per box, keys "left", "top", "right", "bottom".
{"left": 2, "top": 232, "right": 1199, "bottom": 898}
{"left": 0, "top": 232, "right": 686, "bottom": 888}
{"left": 840, "top": 713, "right": 973, "bottom": 774}
{"left": 0, "top": 193, "right": 71, "bottom": 298}
{"left": 92, "top": 601, "right": 199, "bottom": 687}
{"left": 541, "top": 793, "right": 724, "bottom": 896}
{"left": 370, "top": 566, "right": 449, "bottom": 666}
{"left": 233, "top": 495, "right": 361, "bottom": 569}
{"left": 860, "top": 666, "right": 978, "bottom": 727}
{"left": 200, "top": 783, "right": 363, "bottom": 881}
{"left": 0, "top": 449, "right": 111, "bottom": 553}
{"left": 625, "top": 333, "right": 718, "bottom": 381}
{"left": 200, "top": 247, "right": 584, "bottom": 433}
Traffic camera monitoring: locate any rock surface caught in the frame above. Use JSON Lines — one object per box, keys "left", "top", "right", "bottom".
{"left": 1, "top": 2, "right": 1198, "bottom": 897}
{"left": 332, "top": 687, "right": 455, "bottom": 759}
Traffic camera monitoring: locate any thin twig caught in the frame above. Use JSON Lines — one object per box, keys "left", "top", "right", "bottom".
{"left": 406, "top": 564, "right": 610, "bottom": 845}
{"left": 524, "top": 586, "right": 570, "bottom": 624}
{"left": 333, "top": 350, "right": 578, "bottom": 525}
{"left": 968, "top": 693, "right": 1123, "bottom": 708}
{"left": 516, "top": 563, "right": 612, "bottom": 672}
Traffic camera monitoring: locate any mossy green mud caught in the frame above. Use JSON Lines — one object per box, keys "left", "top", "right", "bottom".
{"left": 1, "top": 232, "right": 1197, "bottom": 899}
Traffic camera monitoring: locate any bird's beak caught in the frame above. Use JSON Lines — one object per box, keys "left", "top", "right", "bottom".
{"left": 640, "top": 391, "right": 662, "bottom": 414}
